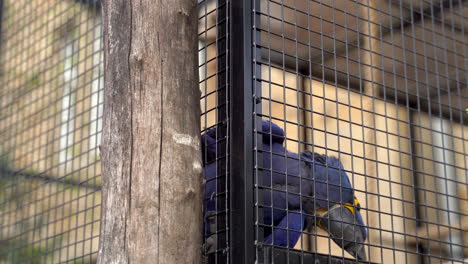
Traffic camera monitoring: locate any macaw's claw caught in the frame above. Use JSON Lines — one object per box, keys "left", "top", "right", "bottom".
{"left": 203, "top": 234, "right": 217, "bottom": 255}
{"left": 203, "top": 210, "right": 217, "bottom": 255}
{"left": 318, "top": 205, "right": 367, "bottom": 261}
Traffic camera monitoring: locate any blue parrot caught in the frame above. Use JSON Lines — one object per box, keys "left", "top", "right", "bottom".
{"left": 202, "top": 120, "right": 367, "bottom": 260}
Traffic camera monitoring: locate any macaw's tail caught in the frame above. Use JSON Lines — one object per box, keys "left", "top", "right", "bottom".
{"left": 318, "top": 205, "right": 367, "bottom": 261}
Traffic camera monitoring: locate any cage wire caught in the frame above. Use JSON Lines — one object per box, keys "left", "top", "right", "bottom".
{"left": 199, "top": 0, "right": 231, "bottom": 262}
{"left": 0, "top": 0, "right": 103, "bottom": 263}
{"left": 199, "top": 0, "right": 467, "bottom": 263}
{"left": 0, "top": 0, "right": 466, "bottom": 263}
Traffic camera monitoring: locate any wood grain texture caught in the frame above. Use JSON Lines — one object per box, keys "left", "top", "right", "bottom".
{"left": 98, "top": 0, "right": 202, "bottom": 263}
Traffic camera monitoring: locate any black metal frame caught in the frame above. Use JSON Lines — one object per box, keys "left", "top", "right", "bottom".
{"left": 229, "top": 0, "right": 255, "bottom": 263}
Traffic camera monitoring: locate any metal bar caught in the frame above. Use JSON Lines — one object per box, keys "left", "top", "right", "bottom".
{"left": 230, "top": 0, "right": 255, "bottom": 263}
{"left": 409, "top": 112, "right": 427, "bottom": 264}
{"left": 259, "top": 246, "right": 379, "bottom": 264}
{"left": 215, "top": 1, "right": 230, "bottom": 263}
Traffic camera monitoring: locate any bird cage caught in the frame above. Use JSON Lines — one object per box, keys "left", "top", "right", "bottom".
{"left": 199, "top": 0, "right": 468, "bottom": 263}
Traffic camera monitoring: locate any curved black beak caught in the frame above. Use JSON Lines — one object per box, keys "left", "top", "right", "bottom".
{"left": 318, "top": 205, "right": 367, "bottom": 261}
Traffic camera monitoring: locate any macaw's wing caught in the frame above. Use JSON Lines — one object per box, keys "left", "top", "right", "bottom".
{"left": 261, "top": 120, "right": 285, "bottom": 144}
{"left": 201, "top": 126, "right": 224, "bottom": 216}
{"left": 203, "top": 163, "right": 216, "bottom": 212}
{"left": 264, "top": 210, "right": 306, "bottom": 248}
{"left": 262, "top": 143, "right": 314, "bottom": 226}
{"left": 201, "top": 127, "right": 217, "bottom": 164}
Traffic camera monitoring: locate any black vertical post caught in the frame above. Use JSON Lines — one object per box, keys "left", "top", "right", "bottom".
{"left": 252, "top": 0, "right": 264, "bottom": 256}
{"left": 409, "top": 112, "right": 426, "bottom": 264}
{"left": 216, "top": 0, "right": 230, "bottom": 262}
{"left": 230, "top": 0, "right": 255, "bottom": 263}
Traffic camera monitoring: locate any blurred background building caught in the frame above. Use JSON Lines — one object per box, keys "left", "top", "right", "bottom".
{"left": 0, "top": 0, "right": 102, "bottom": 263}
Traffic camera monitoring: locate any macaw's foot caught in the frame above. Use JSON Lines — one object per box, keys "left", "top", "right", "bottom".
{"left": 203, "top": 234, "right": 217, "bottom": 255}
{"left": 318, "top": 205, "right": 367, "bottom": 261}
{"left": 203, "top": 210, "right": 217, "bottom": 255}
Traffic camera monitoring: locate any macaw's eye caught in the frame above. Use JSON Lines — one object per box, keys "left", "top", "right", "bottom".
{"left": 354, "top": 198, "right": 361, "bottom": 211}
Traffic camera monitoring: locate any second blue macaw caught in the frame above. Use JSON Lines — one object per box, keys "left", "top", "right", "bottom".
{"left": 202, "top": 120, "right": 367, "bottom": 260}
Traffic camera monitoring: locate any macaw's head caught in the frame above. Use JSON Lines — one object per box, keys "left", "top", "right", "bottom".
{"left": 261, "top": 120, "right": 285, "bottom": 144}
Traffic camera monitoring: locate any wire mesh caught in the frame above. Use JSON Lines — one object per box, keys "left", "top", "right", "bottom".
{"left": 0, "top": 0, "right": 466, "bottom": 263}
{"left": 0, "top": 0, "right": 102, "bottom": 263}
{"left": 198, "top": 0, "right": 467, "bottom": 263}
{"left": 199, "top": 0, "right": 231, "bottom": 263}
{"left": 251, "top": 0, "right": 468, "bottom": 263}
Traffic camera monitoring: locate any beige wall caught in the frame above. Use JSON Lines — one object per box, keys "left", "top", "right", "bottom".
{"left": 261, "top": 66, "right": 305, "bottom": 153}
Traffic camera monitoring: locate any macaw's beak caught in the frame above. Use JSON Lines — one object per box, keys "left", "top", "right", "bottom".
{"left": 318, "top": 205, "right": 367, "bottom": 261}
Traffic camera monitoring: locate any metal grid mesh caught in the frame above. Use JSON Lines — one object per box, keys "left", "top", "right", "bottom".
{"left": 199, "top": 0, "right": 230, "bottom": 262}
{"left": 252, "top": 0, "right": 468, "bottom": 263}
{"left": 0, "top": 0, "right": 102, "bottom": 263}
{"left": 1, "top": 0, "right": 465, "bottom": 263}
{"left": 200, "top": 0, "right": 468, "bottom": 263}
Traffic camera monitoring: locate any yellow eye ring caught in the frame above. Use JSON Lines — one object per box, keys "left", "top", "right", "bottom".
{"left": 354, "top": 199, "right": 361, "bottom": 211}
{"left": 344, "top": 199, "right": 361, "bottom": 215}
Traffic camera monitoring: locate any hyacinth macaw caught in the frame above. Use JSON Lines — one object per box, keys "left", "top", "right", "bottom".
{"left": 202, "top": 120, "right": 367, "bottom": 260}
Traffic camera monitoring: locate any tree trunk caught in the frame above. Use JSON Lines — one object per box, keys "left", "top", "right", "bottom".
{"left": 98, "top": 1, "right": 202, "bottom": 263}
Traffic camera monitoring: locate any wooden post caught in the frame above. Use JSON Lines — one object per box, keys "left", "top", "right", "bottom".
{"left": 98, "top": 0, "right": 202, "bottom": 263}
